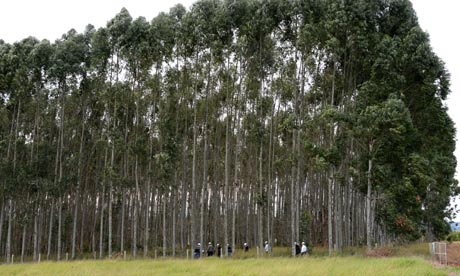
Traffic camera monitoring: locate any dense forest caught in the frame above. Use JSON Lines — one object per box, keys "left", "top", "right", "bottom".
{"left": 0, "top": 0, "right": 458, "bottom": 262}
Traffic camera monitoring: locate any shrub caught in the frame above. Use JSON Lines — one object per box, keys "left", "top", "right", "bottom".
{"left": 446, "top": 231, "right": 460, "bottom": 243}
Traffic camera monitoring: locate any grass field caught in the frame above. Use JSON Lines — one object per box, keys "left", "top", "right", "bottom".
{"left": 0, "top": 256, "right": 457, "bottom": 276}
{"left": 1, "top": 244, "right": 459, "bottom": 276}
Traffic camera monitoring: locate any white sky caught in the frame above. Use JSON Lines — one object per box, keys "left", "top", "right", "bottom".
{"left": 0, "top": 0, "right": 459, "bottom": 216}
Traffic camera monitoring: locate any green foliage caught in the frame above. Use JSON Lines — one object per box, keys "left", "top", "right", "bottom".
{"left": 446, "top": 232, "right": 460, "bottom": 243}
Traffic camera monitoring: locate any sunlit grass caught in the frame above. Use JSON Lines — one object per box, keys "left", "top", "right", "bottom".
{"left": 0, "top": 256, "right": 453, "bottom": 276}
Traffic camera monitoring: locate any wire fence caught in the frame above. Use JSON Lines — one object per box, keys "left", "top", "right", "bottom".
{"left": 429, "top": 242, "right": 447, "bottom": 265}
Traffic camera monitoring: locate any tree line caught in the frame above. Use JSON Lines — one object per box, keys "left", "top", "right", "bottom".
{"left": 0, "top": 0, "right": 457, "bottom": 262}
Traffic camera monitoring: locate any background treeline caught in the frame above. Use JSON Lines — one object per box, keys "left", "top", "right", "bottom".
{"left": 0, "top": 0, "right": 457, "bottom": 262}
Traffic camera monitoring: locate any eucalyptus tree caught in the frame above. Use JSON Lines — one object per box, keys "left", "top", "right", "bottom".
{"left": 49, "top": 28, "right": 88, "bottom": 260}
{"left": 106, "top": 8, "right": 133, "bottom": 257}
{"left": 354, "top": 95, "right": 414, "bottom": 251}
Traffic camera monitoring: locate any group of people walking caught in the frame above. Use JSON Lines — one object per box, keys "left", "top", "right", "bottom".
{"left": 193, "top": 242, "right": 233, "bottom": 258}
{"left": 193, "top": 241, "right": 308, "bottom": 258}
{"left": 295, "top": 242, "right": 308, "bottom": 256}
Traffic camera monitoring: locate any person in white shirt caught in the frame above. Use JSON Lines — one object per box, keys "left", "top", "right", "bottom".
{"left": 264, "top": 241, "right": 270, "bottom": 253}
{"left": 301, "top": 242, "right": 307, "bottom": 256}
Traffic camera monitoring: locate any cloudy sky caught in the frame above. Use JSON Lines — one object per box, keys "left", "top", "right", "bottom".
{"left": 1, "top": 0, "right": 459, "bottom": 213}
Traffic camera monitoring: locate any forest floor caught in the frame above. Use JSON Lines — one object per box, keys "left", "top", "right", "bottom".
{"left": 0, "top": 256, "right": 458, "bottom": 276}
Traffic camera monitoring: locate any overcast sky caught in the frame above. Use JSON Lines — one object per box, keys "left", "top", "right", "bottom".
{"left": 1, "top": 0, "right": 459, "bottom": 214}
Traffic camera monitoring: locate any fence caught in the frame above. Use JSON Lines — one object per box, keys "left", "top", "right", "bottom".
{"left": 429, "top": 242, "right": 447, "bottom": 265}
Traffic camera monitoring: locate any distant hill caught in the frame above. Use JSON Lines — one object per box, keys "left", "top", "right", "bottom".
{"left": 450, "top": 222, "right": 460, "bottom": 231}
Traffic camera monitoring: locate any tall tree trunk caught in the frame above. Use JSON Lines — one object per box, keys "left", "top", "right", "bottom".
{"left": 108, "top": 108, "right": 115, "bottom": 258}
{"left": 21, "top": 220, "right": 26, "bottom": 263}
{"left": 190, "top": 89, "right": 198, "bottom": 252}
{"left": 224, "top": 107, "right": 231, "bottom": 256}
{"left": 0, "top": 203, "right": 4, "bottom": 255}
{"left": 80, "top": 194, "right": 86, "bottom": 255}
{"left": 258, "top": 142, "right": 263, "bottom": 255}
{"left": 328, "top": 62, "right": 336, "bottom": 256}
{"left": 72, "top": 105, "right": 85, "bottom": 259}
{"left": 200, "top": 95, "right": 208, "bottom": 257}
{"left": 99, "top": 185, "right": 105, "bottom": 259}
{"left": 133, "top": 157, "right": 139, "bottom": 258}
{"left": 33, "top": 202, "right": 40, "bottom": 261}
{"left": 6, "top": 199, "right": 13, "bottom": 263}
{"left": 172, "top": 188, "right": 176, "bottom": 257}
{"left": 47, "top": 199, "right": 54, "bottom": 260}
{"left": 57, "top": 198, "right": 62, "bottom": 261}
{"left": 120, "top": 189, "right": 125, "bottom": 253}
{"left": 291, "top": 131, "right": 296, "bottom": 256}
{"left": 162, "top": 194, "right": 166, "bottom": 257}
{"left": 366, "top": 139, "right": 374, "bottom": 252}
{"left": 143, "top": 177, "right": 150, "bottom": 258}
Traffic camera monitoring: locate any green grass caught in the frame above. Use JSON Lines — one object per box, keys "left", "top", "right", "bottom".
{"left": 0, "top": 256, "right": 454, "bottom": 276}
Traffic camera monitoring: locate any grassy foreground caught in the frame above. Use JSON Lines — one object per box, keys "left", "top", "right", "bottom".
{"left": 0, "top": 256, "right": 454, "bottom": 276}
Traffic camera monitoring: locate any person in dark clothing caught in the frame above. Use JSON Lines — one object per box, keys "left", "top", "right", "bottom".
{"left": 207, "top": 242, "right": 214, "bottom": 257}
{"left": 295, "top": 242, "right": 301, "bottom": 256}
{"left": 216, "top": 244, "right": 222, "bottom": 257}
{"left": 194, "top": 243, "right": 201, "bottom": 259}
{"left": 244, "top": 242, "right": 249, "bottom": 252}
{"left": 227, "top": 244, "right": 232, "bottom": 256}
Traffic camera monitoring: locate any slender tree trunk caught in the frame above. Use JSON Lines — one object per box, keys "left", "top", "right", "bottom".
{"left": 143, "top": 177, "right": 150, "bottom": 258}
{"left": 200, "top": 96, "right": 208, "bottom": 256}
{"left": 57, "top": 198, "right": 63, "bottom": 261}
{"left": 172, "top": 188, "right": 176, "bottom": 257}
{"left": 0, "top": 203, "right": 4, "bottom": 255}
{"left": 190, "top": 89, "right": 198, "bottom": 252}
{"left": 120, "top": 189, "right": 125, "bottom": 253}
{"left": 47, "top": 199, "right": 54, "bottom": 260}
{"left": 99, "top": 185, "right": 105, "bottom": 259}
{"left": 108, "top": 116, "right": 115, "bottom": 259}
{"left": 328, "top": 62, "right": 336, "bottom": 256}
{"left": 33, "top": 203, "right": 39, "bottom": 261}
{"left": 80, "top": 194, "right": 86, "bottom": 255}
{"left": 367, "top": 140, "right": 374, "bottom": 252}
{"left": 162, "top": 195, "right": 166, "bottom": 257}
{"left": 258, "top": 142, "right": 263, "bottom": 255}
{"left": 6, "top": 200, "right": 12, "bottom": 263}
{"left": 291, "top": 131, "right": 296, "bottom": 257}
{"left": 133, "top": 157, "right": 139, "bottom": 258}
{"left": 224, "top": 109, "right": 231, "bottom": 256}
{"left": 21, "top": 220, "right": 26, "bottom": 263}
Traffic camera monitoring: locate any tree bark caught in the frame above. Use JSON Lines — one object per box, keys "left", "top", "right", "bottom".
{"left": 367, "top": 139, "right": 374, "bottom": 252}
{"left": 6, "top": 199, "right": 12, "bottom": 263}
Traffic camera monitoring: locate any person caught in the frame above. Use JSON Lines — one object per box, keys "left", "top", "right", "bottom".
{"left": 301, "top": 242, "right": 307, "bottom": 256}
{"left": 216, "top": 243, "right": 222, "bottom": 258}
{"left": 227, "top": 244, "right": 232, "bottom": 256}
{"left": 194, "top": 243, "right": 201, "bottom": 259}
{"left": 244, "top": 242, "right": 249, "bottom": 252}
{"left": 207, "top": 242, "right": 214, "bottom": 257}
{"left": 264, "top": 241, "right": 270, "bottom": 253}
{"left": 295, "top": 242, "right": 301, "bottom": 256}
